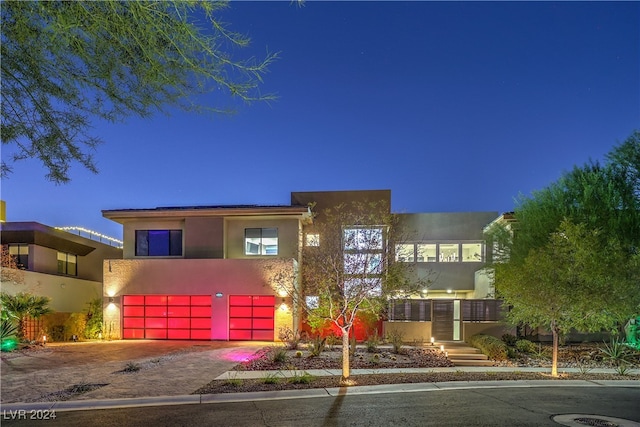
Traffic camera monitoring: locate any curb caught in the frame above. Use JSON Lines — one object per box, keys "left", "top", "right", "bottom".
{"left": 1, "top": 380, "right": 638, "bottom": 413}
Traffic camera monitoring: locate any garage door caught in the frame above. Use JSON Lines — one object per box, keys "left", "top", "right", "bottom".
{"left": 229, "top": 295, "right": 275, "bottom": 341}
{"left": 122, "top": 295, "right": 212, "bottom": 340}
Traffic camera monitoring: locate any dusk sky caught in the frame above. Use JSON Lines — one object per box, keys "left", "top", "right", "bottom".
{"left": 2, "top": 1, "right": 638, "bottom": 240}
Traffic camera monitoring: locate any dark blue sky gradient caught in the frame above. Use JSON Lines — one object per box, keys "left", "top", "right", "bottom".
{"left": 2, "top": 1, "right": 638, "bottom": 239}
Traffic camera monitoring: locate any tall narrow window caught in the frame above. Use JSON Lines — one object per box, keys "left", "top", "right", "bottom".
{"left": 135, "top": 230, "right": 182, "bottom": 256}
{"left": 8, "top": 244, "right": 29, "bottom": 269}
{"left": 438, "top": 243, "right": 459, "bottom": 262}
{"left": 57, "top": 252, "right": 77, "bottom": 276}
{"left": 245, "top": 228, "right": 278, "bottom": 255}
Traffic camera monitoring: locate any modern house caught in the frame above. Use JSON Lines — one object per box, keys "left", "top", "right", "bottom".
{"left": 1, "top": 222, "right": 123, "bottom": 339}
{"left": 101, "top": 190, "right": 508, "bottom": 342}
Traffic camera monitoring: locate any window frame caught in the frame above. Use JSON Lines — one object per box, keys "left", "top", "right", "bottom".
{"left": 135, "top": 229, "right": 183, "bottom": 257}
{"left": 244, "top": 228, "right": 279, "bottom": 256}
{"left": 57, "top": 251, "right": 77, "bottom": 276}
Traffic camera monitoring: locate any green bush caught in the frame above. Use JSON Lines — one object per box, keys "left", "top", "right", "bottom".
{"left": 385, "top": 329, "right": 404, "bottom": 354}
{"left": 84, "top": 298, "right": 103, "bottom": 339}
{"left": 515, "top": 339, "right": 537, "bottom": 353}
{"left": 365, "top": 332, "right": 380, "bottom": 353}
{"left": 309, "top": 335, "right": 326, "bottom": 357}
{"left": 270, "top": 347, "right": 288, "bottom": 364}
{"left": 501, "top": 333, "right": 517, "bottom": 346}
{"left": 468, "top": 334, "right": 508, "bottom": 361}
{"left": 64, "top": 313, "right": 86, "bottom": 340}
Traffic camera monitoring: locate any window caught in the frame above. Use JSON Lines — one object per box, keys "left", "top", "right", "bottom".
{"left": 135, "top": 230, "right": 182, "bottom": 256}
{"left": 8, "top": 244, "right": 28, "bottom": 269}
{"left": 305, "top": 233, "right": 320, "bottom": 247}
{"left": 305, "top": 296, "right": 319, "bottom": 309}
{"left": 416, "top": 244, "right": 436, "bottom": 262}
{"left": 395, "top": 244, "right": 414, "bottom": 262}
{"left": 439, "top": 243, "right": 459, "bottom": 262}
{"left": 344, "top": 227, "right": 383, "bottom": 250}
{"left": 245, "top": 228, "right": 278, "bottom": 255}
{"left": 57, "top": 252, "right": 77, "bottom": 276}
{"left": 462, "top": 243, "right": 483, "bottom": 262}
{"left": 344, "top": 253, "right": 382, "bottom": 275}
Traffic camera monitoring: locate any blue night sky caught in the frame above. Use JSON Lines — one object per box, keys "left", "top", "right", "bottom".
{"left": 2, "top": 1, "right": 638, "bottom": 240}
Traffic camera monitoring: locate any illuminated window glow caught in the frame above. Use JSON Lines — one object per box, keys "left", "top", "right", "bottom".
{"left": 245, "top": 228, "right": 278, "bottom": 255}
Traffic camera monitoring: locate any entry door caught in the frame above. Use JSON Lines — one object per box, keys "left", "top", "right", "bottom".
{"left": 432, "top": 300, "right": 454, "bottom": 340}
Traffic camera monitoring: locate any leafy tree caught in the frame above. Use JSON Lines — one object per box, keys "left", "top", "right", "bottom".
{"left": 0, "top": 245, "right": 25, "bottom": 285}
{"left": 1, "top": 0, "right": 277, "bottom": 183}
{"left": 0, "top": 292, "right": 52, "bottom": 341}
{"left": 495, "top": 220, "right": 640, "bottom": 376}
{"left": 272, "top": 200, "right": 424, "bottom": 385}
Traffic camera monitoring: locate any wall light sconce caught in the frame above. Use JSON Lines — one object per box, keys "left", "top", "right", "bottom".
{"left": 446, "top": 289, "right": 453, "bottom": 294}
{"left": 109, "top": 297, "right": 114, "bottom": 303}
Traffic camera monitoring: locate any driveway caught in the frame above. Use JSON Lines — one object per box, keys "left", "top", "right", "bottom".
{"left": 0, "top": 340, "right": 266, "bottom": 403}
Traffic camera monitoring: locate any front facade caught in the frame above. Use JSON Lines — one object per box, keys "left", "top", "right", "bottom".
{"left": 101, "top": 205, "right": 311, "bottom": 340}
{"left": 0, "top": 222, "right": 123, "bottom": 313}
{"left": 102, "top": 190, "right": 507, "bottom": 342}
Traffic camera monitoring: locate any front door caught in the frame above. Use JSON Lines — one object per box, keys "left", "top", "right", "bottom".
{"left": 432, "top": 300, "right": 454, "bottom": 340}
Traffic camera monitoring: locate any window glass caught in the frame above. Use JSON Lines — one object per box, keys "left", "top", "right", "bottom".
{"left": 439, "top": 243, "right": 459, "bottom": 262}
{"left": 57, "top": 252, "right": 66, "bottom": 274}
{"left": 8, "top": 244, "right": 28, "bottom": 269}
{"left": 306, "top": 296, "right": 319, "bottom": 309}
{"left": 344, "top": 253, "right": 382, "bottom": 275}
{"left": 416, "top": 244, "right": 437, "bottom": 262}
{"left": 462, "top": 243, "right": 483, "bottom": 262}
{"left": 245, "top": 228, "right": 278, "bottom": 255}
{"left": 57, "top": 252, "right": 77, "bottom": 276}
{"left": 344, "top": 227, "right": 383, "bottom": 250}
{"left": 395, "top": 244, "right": 414, "bottom": 262}
{"left": 135, "top": 230, "right": 182, "bottom": 256}
{"left": 148, "top": 230, "right": 170, "bottom": 256}
{"left": 305, "top": 233, "right": 320, "bottom": 247}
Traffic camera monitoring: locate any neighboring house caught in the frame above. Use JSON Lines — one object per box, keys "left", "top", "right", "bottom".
{"left": 0, "top": 222, "right": 123, "bottom": 313}
{"left": 102, "top": 190, "right": 508, "bottom": 342}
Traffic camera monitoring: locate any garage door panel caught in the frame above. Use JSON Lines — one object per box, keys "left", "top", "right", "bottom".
{"left": 123, "top": 317, "right": 145, "bottom": 329}
{"left": 168, "top": 318, "right": 190, "bottom": 328}
{"left": 123, "top": 295, "right": 144, "bottom": 305}
{"left": 252, "top": 296, "right": 275, "bottom": 306}
{"left": 229, "top": 306, "right": 252, "bottom": 317}
{"left": 252, "top": 330, "right": 274, "bottom": 341}
{"left": 123, "top": 306, "right": 144, "bottom": 317}
{"left": 168, "top": 329, "right": 191, "bottom": 339}
{"left": 190, "top": 329, "right": 211, "bottom": 340}
{"left": 145, "top": 329, "right": 167, "bottom": 339}
{"left": 168, "top": 306, "right": 190, "bottom": 317}
{"left": 145, "top": 317, "right": 167, "bottom": 329}
{"left": 229, "top": 329, "right": 252, "bottom": 340}
{"left": 145, "top": 306, "right": 167, "bottom": 317}
{"left": 191, "top": 318, "right": 211, "bottom": 329}
{"left": 168, "top": 295, "right": 190, "bottom": 305}
{"left": 123, "top": 328, "right": 144, "bottom": 339}
{"left": 191, "top": 306, "right": 211, "bottom": 317}
{"left": 253, "top": 306, "right": 274, "bottom": 318}
{"left": 229, "top": 318, "right": 252, "bottom": 329}
{"left": 253, "top": 318, "right": 274, "bottom": 330}
{"left": 145, "top": 295, "right": 167, "bottom": 305}
{"left": 191, "top": 295, "right": 211, "bottom": 306}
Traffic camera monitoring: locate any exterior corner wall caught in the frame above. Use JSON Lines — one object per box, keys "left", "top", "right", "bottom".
{"left": 1, "top": 270, "right": 102, "bottom": 313}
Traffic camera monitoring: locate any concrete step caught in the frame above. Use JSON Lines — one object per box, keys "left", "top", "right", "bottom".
{"left": 449, "top": 359, "right": 496, "bottom": 367}
{"left": 442, "top": 347, "right": 482, "bottom": 355}
{"left": 446, "top": 353, "right": 488, "bottom": 360}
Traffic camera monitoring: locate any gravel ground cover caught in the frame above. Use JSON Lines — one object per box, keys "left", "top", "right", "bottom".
{"left": 194, "top": 343, "right": 640, "bottom": 395}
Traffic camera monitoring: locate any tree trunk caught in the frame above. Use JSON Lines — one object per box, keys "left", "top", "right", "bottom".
{"left": 551, "top": 322, "right": 559, "bottom": 377}
{"left": 341, "top": 327, "right": 351, "bottom": 384}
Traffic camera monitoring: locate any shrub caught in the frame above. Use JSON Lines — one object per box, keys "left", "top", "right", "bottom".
{"left": 64, "top": 313, "right": 86, "bottom": 341}
{"left": 261, "top": 373, "right": 280, "bottom": 384}
{"left": 288, "top": 371, "right": 315, "bottom": 384}
{"left": 123, "top": 362, "right": 140, "bottom": 372}
{"left": 365, "top": 332, "right": 380, "bottom": 353}
{"left": 325, "top": 333, "right": 338, "bottom": 350}
{"left": 270, "top": 347, "right": 288, "bottom": 364}
{"left": 294, "top": 350, "right": 302, "bottom": 358}
{"left": 1, "top": 318, "right": 19, "bottom": 352}
{"left": 84, "top": 298, "right": 103, "bottom": 339}
{"left": 309, "top": 335, "right": 327, "bottom": 357}
{"left": 278, "top": 327, "right": 301, "bottom": 350}
{"left": 600, "top": 338, "right": 631, "bottom": 366}
{"left": 386, "top": 329, "right": 404, "bottom": 354}
{"left": 515, "top": 339, "right": 536, "bottom": 353}
{"left": 468, "top": 334, "right": 508, "bottom": 361}
{"left": 501, "top": 333, "right": 517, "bottom": 346}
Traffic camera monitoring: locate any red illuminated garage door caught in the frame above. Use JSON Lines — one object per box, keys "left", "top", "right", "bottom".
{"left": 122, "top": 295, "right": 212, "bottom": 340}
{"left": 229, "top": 295, "right": 275, "bottom": 341}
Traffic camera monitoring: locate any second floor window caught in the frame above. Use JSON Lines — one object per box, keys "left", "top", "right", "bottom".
{"left": 245, "top": 228, "right": 278, "bottom": 255}
{"left": 8, "top": 244, "right": 28, "bottom": 269}
{"left": 135, "top": 230, "right": 183, "bottom": 256}
{"left": 57, "top": 252, "right": 77, "bottom": 276}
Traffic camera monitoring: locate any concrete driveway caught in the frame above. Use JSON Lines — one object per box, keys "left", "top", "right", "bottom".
{"left": 0, "top": 340, "right": 266, "bottom": 403}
